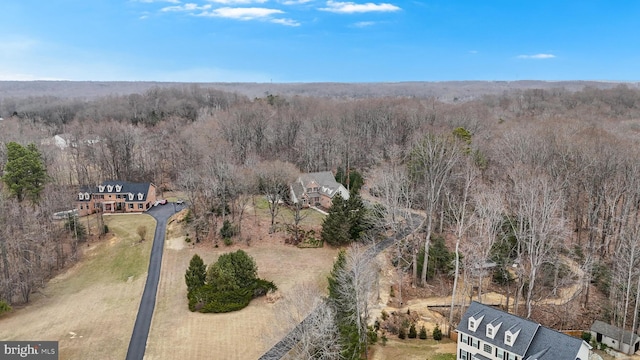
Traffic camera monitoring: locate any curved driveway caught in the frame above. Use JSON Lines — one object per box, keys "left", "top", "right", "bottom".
{"left": 126, "top": 203, "right": 184, "bottom": 360}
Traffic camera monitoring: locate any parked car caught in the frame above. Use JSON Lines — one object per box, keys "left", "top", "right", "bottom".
{"left": 159, "top": 199, "right": 168, "bottom": 205}
{"left": 176, "top": 199, "right": 184, "bottom": 205}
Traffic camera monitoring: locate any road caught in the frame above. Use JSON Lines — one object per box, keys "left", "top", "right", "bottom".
{"left": 125, "top": 202, "right": 184, "bottom": 360}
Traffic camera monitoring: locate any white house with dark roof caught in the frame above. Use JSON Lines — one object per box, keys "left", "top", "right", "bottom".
{"left": 457, "top": 301, "right": 591, "bottom": 360}
{"left": 590, "top": 320, "right": 640, "bottom": 354}
{"left": 290, "top": 171, "right": 350, "bottom": 209}
{"left": 75, "top": 180, "right": 157, "bottom": 216}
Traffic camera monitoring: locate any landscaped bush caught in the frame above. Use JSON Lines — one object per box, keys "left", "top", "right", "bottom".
{"left": 432, "top": 324, "right": 443, "bottom": 341}
{"left": 408, "top": 323, "right": 417, "bottom": 338}
{"left": 185, "top": 250, "right": 276, "bottom": 313}
{"left": 419, "top": 325, "right": 428, "bottom": 339}
{"left": 581, "top": 331, "right": 592, "bottom": 343}
{"left": 398, "top": 326, "right": 406, "bottom": 339}
{"left": 220, "top": 219, "right": 238, "bottom": 241}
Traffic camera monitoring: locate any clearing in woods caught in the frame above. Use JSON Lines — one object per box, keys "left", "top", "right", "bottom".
{"left": 0, "top": 214, "right": 156, "bottom": 360}
{"left": 144, "top": 204, "right": 339, "bottom": 360}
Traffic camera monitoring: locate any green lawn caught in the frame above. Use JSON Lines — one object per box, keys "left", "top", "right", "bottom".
{"left": 50, "top": 214, "right": 157, "bottom": 294}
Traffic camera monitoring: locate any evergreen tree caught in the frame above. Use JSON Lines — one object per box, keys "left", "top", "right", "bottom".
{"left": 327, "top": 250, "right": 361, "bottom": 360}
{"left": 185, "top": 254, "right": 207, "bottom": 292}
{"left": 432, "top": 324, "right": 443, "bottom": 341}
{"left": 321, "top": 195, "right": 351, "bottom": 246}
{"left": 2, "top": 142, "right": 47, "bottom": 203}
{"left": 419, "top": 325, "right": 428, "bottom": 339}
{"left": 321, "top": 193, "right": 369, "bottom": 246}
{"left": 408, "top": 323, "right": 417, "bottom": 338}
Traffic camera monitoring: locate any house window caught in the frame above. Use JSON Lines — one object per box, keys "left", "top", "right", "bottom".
{"left": 460, "top": 334, "right": 469, "bottom": 345}
{"left": 128, "top": 193, "right": 134, "bottom": 201}
{"left": 138, "top": 193, "right": 144, "bottom": 200}
{"left": 138, "top": 204, "right": 143, "bottom": 209}
{"left": 80, "top": 204, "right": 83, "bottom": 209}
{"left": 459, "top": 349, "right": 468, "bottom": 360}
{"left": 507, "top": 353, "right": 518, "bottom": 360}
{"left": 484, "top": 343, "right": 492, "bottom": 353}
{"left": 128, "top": 203, "right": 133, "bottom": 209}
{"left": 84, "top": 192, "right": 90, "bottom": 199}
{"left": 496, "top": 348, "right": 505, "bottom": 359}
{"left": 78, "top": 193, "right": 84, "bottom": 200}
{"left": 487, "top": 327, "right": 493, "bottom": 337}
{"left": 471, "top": 337, "right": 480, "bottom": 349}
{"left": 115, "top": 184, "right": 122, "bottom": 192}
{"left": 107, "top": 185, "right": 113, "bottom": 192}
{"left": 98, "top": 185, "right": 105, "bottom": 192}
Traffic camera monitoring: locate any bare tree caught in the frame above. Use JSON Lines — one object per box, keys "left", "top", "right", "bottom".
{"left": 409, "top": 133, "right": 462, "bottom": 286}
{"left": 255, "top": 160, "right": 299, "bottom": 233}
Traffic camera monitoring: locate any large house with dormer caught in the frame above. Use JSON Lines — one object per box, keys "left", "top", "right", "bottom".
{"left": 456, "top": 302, "right": 591, "bottom": 360}
{"left": 75, "top": 181, "right": 157, "bottom": 216}
{"left": 290, "top": 171, "right": 350, "bottom": 209}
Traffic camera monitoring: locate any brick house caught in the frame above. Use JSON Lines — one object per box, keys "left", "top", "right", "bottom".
{"left": 290, "top": 171, "right": 350, "bottom": 209}
{"left": 75, "top": 181, "right": 157, "bottom": 216}
{"left": 456, "top": 301, "right": 591, "bottom": 360}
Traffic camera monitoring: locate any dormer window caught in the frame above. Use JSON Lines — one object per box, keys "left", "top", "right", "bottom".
{"left": 115, "top": 185, "right": 122, "bottom": 192}
{"left": 468, "top": 314, "right": 484, "bottom": 332}
{"left": 486, "top": 321, "right": 502, "bottom": 339}
{"left": 128, "top": 193, "right": 134, "bottom": 201}
{"left": 84, "top": 192, "right": 90, "bottom": 200}
{"left": 504, "top": 328, "right": 520, "bottom": 346}
{"left": 137, "top": 193, "right": 144, "bottom": 200}
{"left": 107, "top": 185, "right": 114, "bottom": 192}
{"left": 78, "top": 193, "right": 84, "bottom": 200}
{"left": 98, "top": 185, "right": 105, "bottom": 192}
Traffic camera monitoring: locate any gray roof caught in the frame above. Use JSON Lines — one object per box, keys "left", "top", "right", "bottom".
{"left": 294, "top": 171, "right": 349, "bottom": 200}
{"left": 457, "top": 302, "right": 539, "bottom": 357}
{"left": 458, "top": 302, "right": 587, "bottom": 360}
{"left": 591, "top": 320, "right": 639, "bottom": 345}
{"left": 524, "top": 326, "right": 584, "bottom": 360}
{"left": 78, "top": 181, "right": 154, "bottom": 202}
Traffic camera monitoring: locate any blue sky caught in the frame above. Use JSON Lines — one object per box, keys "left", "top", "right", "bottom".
{"left": 1, "top": 0, "right": 639, "bottom": 82}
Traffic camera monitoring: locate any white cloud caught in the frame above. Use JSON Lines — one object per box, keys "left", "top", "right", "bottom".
{"left": 319, "top": 0, "right": 400, "bottom": 13}
{"left": 198, "top": 7, "right": 284, "bottom": 20}
{"left": 353, "top": 21, "right": 375, "bottom": 27}
{"left": 517, "top": 53, "right": 556, "bottom": 59}
{"left": 208, "top": 0, "right": 268, "bottom": 4}
{"left": 161, "top": 3, "right": 211, "bottom": 11}
{"left": 271, "top": 18, "right": 301, "bottom": 26}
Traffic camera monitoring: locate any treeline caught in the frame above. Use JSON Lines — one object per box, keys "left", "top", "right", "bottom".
{"left": 1, "top": 83, "right": 640, "bottom": 333}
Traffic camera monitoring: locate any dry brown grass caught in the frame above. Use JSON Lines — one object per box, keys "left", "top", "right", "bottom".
{"left": 145, "top": 232, "right": 338, "bottom": 359}
{"left": 0, "top": 214, "right": 156, "bottom": 360}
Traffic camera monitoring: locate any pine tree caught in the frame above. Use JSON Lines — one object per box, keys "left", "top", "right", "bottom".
{"left": 408, "top": 323, "right": 417, "bottom": 338}
{"left": 321, "top": 195, "right": 351, "bottom": 246}
{"left": 432, "top": 324, "right": 443, "bottom": 341}
{"left": 185, "top": 254, "right": 207, "bottom": 293}
{"left": 419, "top": 325, "right": 428, "bottom": 339}
{"left": 2, "top": 142, "right": 47, "bottom": 203}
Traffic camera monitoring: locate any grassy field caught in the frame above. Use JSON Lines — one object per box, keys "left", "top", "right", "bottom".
{"left": 370, "top": 337, "right": 457, "bottom": 360}
{"left": 145, "top": 207, "right": 338, "bottom": 360}
{"left": 0, "top": 214, "right": 156, "bottom": 360}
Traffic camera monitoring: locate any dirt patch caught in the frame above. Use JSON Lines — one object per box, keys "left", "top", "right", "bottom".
{"left": 166, "top": 236, "right": 186, "bottom": 250}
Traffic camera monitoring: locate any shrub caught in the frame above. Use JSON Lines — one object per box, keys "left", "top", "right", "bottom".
{"left": 408, "top": 323, "right": 417, "bottom": 339}
{"left": 103, "top": 224, "right": 109, "bottom": 234}
{"left": 381, "top": 334, "right": 388, "bottom": 346}
{"left": 419, "top": 325, "right": 427, "bottom": 339}
{"left": 398, "top": 327, "right": 406, "bottom": 339}
{"left": 223, "top": 237, "right": 233, "bottom": 246}
{"left": 381, "top": 310, "right": 389, "bottom": 321}
{"left": 367, "top": 325, "right": 378, "bottom": 344}
{"left": 0, "top": 300, "right": 11, "bottom": 316}
{"left": 184, "top": 209, "right": 193, "bottom": 223}
{"left": 581, "top": 331, "right": 592, "bottom": 343}
{"left": 432, "top": 324, "right": 443, "bottom": 341}
{"left": 220, "top": 219, "right": 238, "bottom": 240}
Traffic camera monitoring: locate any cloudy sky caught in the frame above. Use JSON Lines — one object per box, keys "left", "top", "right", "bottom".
{"left": 1, "top": 0, "right": 639, "bottom": 82}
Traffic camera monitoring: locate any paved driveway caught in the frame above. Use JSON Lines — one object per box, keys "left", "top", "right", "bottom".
{"left": 126, "top": 202, "right": 185, "bottom": 360}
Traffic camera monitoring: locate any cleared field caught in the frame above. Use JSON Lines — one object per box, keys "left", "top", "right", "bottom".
{"left": 145, "top": 232, "right": 338, "bottom": 359}
{"left": 0, "top": 214, "right": 156, "bottom": 360}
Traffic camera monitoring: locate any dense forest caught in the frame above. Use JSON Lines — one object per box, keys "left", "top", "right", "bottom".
{"left": 2, "top": 82, "right": 640, "bottom": 337}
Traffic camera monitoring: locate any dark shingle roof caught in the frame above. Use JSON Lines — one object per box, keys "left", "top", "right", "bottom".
{"left": 524, "top": 326, "right": 584, "bottom": 360}
{"left": 78, "top": 181, "right": 154, "bottom": 202}
{"left": 457, "top": 302, "right": 539, "bottom": 356}
{"left": 458, "top": 302, "right": 588, "bottom": 359}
